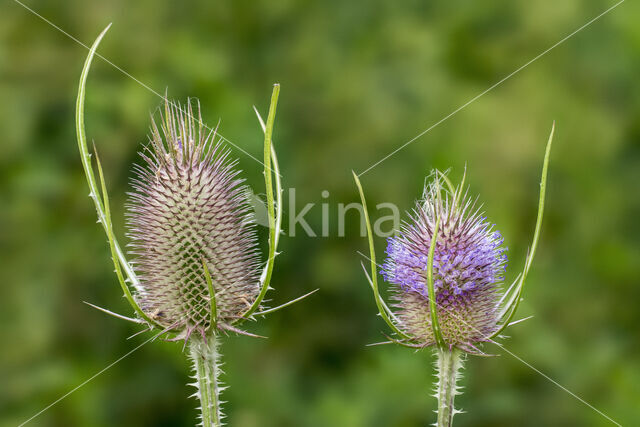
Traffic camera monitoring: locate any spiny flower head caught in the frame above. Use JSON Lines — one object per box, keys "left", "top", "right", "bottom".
{"left": 126, "top": 100, "right": 261, "bottom": 338}
{"left": 381, "top": 172, "right": 507, "bottom": 352}
{"left": 355, "top": 125, "right": 553, "bottom": 427}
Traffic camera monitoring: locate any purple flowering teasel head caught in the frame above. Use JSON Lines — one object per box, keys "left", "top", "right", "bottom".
{"left": 380, "top": 173, "right": 508, "bottom": 352}
{"left": 355, "top": 124, "right": 552, "bottom": 353}
{"left": 354, "top": 125, "right": 554, "bottom": 426}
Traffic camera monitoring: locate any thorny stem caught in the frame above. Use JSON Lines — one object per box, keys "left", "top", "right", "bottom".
{"left": 190, "top": 335, "right": 223, "bottom": 427}
{"left": 435, "top": 347, "right": 463, "bottom": 427}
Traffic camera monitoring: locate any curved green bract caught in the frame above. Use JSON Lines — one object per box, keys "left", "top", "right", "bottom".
{"left": 360, "top": 262, "right": 400, "bottom": 323}
{"left": 241, "top": 84, "right": 282, "bottom": 320}
{"left": 437, "top": 171, "right": 456, "bottom": 194}
{"left": 95, "top": 151, "right": 158, "bottom": 326}
{"left": 453, "top": 165, "right": 467, "bottom": 211}
{"left": 76, "top": 25, "right": 160, "bottom": 328}
{"left": 253, "top": 289, "right": 319, "bottom": 317}
{"left": 202, "top": 259, "right": 218, "bottom": 329}
{"left": 353, "top": 172, "right": 412, "bottom": 341}
{"left": 426, "top": 213, "right": 445, "bottom": 348}
{"left": 272, "top": 143, "right": 283, "bottom": 249}
{"left": 491, "top": 122, "right": 555, "bottom": 339}
{"left": 245, "top": 105, "right": 318, "bottom": 319}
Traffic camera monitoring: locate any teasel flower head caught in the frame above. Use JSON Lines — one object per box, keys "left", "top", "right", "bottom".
{"left": 125, "top": 100, "right": 263, "bottom": 339}
{"left": 379, "top": 173, "right": 508, "bottom": 352}
{"left": 77, "top": 27, "right": 316, "bottom": 427}
{"left": 354, "top": 124, "right": 554, "bottom": 427}
{"left": 75, "top": 30, "right": 308, "bottom": 340}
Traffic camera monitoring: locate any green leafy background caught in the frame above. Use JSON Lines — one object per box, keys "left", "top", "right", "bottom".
{"left": 1, "top": 1, "right": 638, "bottom": 426}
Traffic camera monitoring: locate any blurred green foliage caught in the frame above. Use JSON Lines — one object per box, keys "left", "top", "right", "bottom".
{"left": 1, "top": 0, "right": 639, "bottom": 426}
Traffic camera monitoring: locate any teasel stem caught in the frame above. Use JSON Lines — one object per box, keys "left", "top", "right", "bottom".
{"left": 190, "top": 334, "right": 224, "bottom": 427}
{"left": 435, "top": 347, "right": 463, "bottom": 427}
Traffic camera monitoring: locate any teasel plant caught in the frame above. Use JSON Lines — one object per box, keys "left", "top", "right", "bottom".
{"left": 75, "top": 26, "right": 315, "bottom": 426}
{"left": 353, "top": 125, "right": 554, "bottom": 427}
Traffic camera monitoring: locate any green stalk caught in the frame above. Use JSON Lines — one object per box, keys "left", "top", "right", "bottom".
{"left": 189, "top": 335, "right": 223, "bottom": 427}
{"left": 435, "top": 348, "right": 463, "bottom": 427}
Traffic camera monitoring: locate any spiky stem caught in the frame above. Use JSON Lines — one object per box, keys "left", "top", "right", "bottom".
{"left": 189, "top": 335, "right": 224, "bottom": 426}
{"left": 435, "top": 347, "right": 463, "bottom": 427}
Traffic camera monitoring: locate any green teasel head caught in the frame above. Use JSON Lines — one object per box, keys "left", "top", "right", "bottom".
{"left": 76, "top": 27, "right": 313, "bottom": 343}
{"left": 76, "top": 27, "right": 318, "bottom": 427}
{"left": 126, "top": 99, "right": 263, "bottom": 339}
